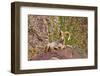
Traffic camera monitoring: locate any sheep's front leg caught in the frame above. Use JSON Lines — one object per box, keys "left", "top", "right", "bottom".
{"left": 60, "top": 45, "right": 66, "bottom": 50}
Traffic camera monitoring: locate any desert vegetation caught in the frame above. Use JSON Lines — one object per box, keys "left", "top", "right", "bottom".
{"left": 28, "top": 15, "right": 88, "bottom": 60}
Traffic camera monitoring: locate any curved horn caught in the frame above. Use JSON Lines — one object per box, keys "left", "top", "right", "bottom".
{"left": 65, "top": 31, "right": 71, "bottom": 40}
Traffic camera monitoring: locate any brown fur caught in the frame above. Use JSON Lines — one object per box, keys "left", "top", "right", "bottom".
{"left": 45, "top": 31, "right": 71, "bottom": 52}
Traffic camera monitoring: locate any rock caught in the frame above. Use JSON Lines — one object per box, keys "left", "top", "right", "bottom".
{"left": 30, "top": 46, "right": 82, "bottom": 60}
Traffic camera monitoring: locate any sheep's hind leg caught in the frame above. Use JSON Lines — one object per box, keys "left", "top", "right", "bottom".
{"left": 45, "top": 46, "right": 50, "bottom": 53}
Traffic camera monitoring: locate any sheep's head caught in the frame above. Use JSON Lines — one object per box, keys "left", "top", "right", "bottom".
{"left": 60, "top": 30, "right": 71, "bottom": 41}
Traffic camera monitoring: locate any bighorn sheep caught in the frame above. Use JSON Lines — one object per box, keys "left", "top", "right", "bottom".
{"left": 45, "top": 30, "right": 71, "bottom": 52}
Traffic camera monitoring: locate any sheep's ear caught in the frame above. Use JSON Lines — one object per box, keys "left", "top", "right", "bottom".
{"left": 59, "top": 31, "right": 63, "bottom": 36}
{"left": 61, "top": 31, "right": 63, "bottom": 34}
